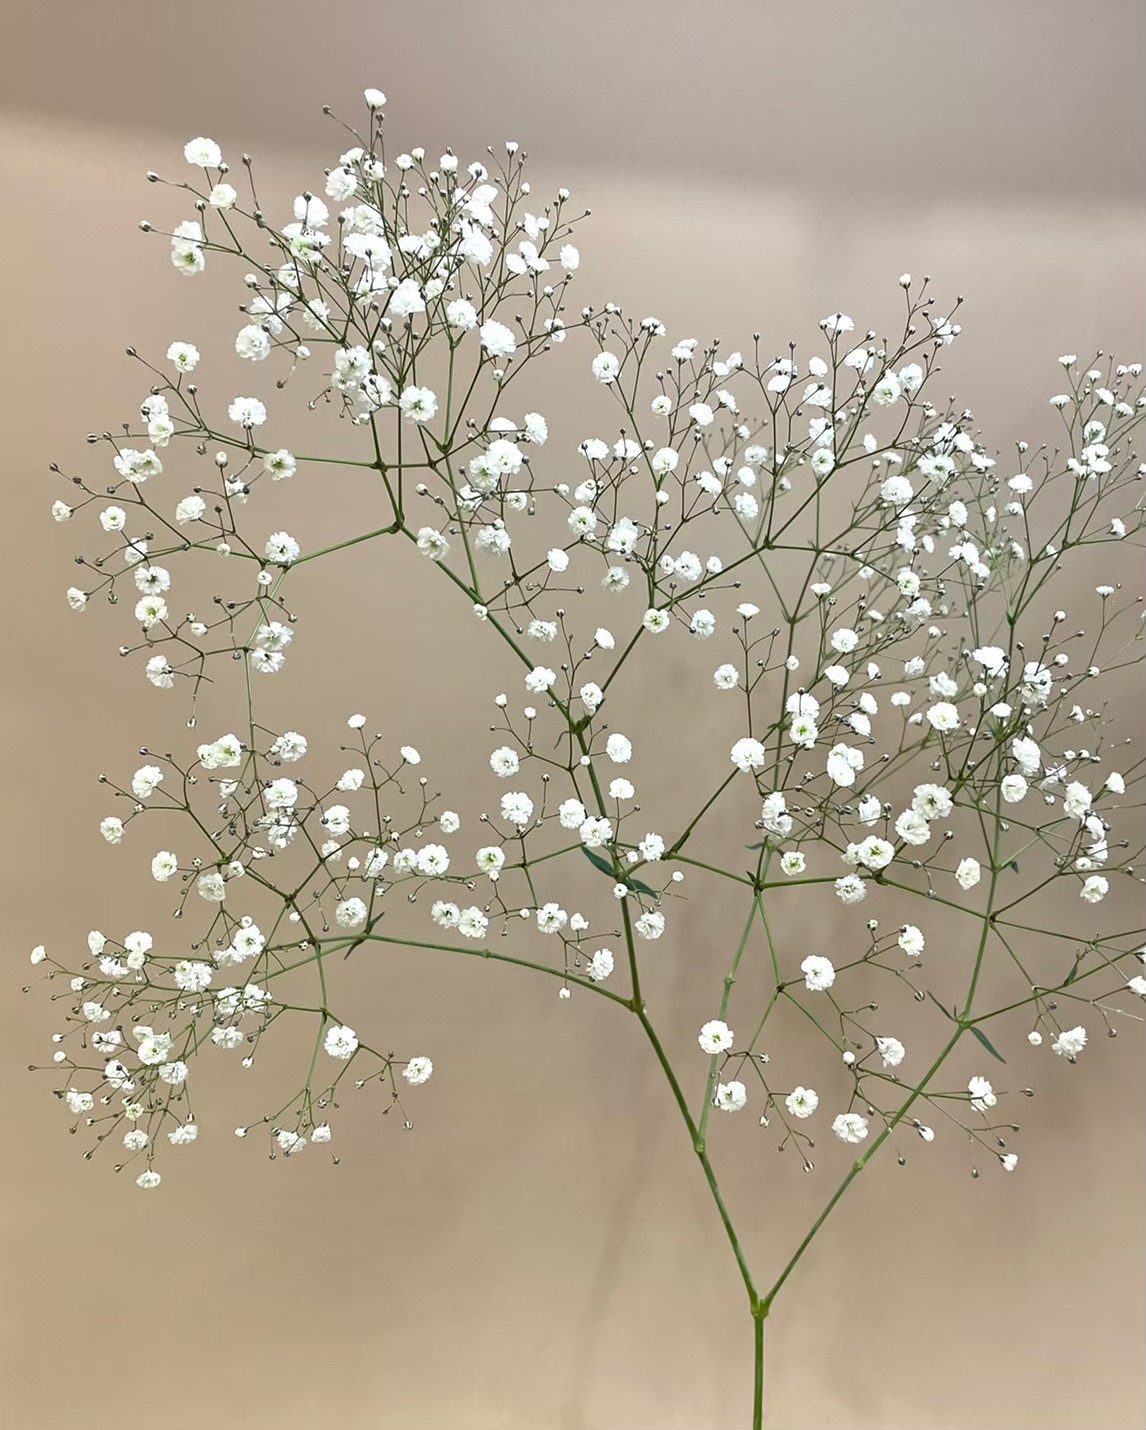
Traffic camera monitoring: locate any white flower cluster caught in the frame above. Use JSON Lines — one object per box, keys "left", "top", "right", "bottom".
{"left": 33, "top": 93, "right": 1145, "bottom": 1419}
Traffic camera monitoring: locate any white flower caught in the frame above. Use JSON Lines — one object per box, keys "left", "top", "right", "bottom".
{"left": 146, "top": 655, "right": 174, "bottom": 689}
{"left": 847, "top": 836, "right": 894, "bottom": 871}
{"left": 955, "top": 858, "right": 981, "bottom": 890}
{"left": 579, "top": 816, "right": 613, "bottom": 849}
{"left": 457, "top": 907, "right": 489, "bottom": 939}
{"left": 479, "top": 320, "right": 517, "bottom": 358}
{"left": 1063, "top": 781, "right": 1092, "bottom": 821}
{"left": 972, "top": 646, "right": 1009, "bottom": 678}
{"left": 446, "top": 298, "right": 478, "bottom": 330}
{"left": 336, "top": 897, "right": 368, "bottom": 928}
{"left": 175, "top": 494, "right": 207, "bottom": 524}
{"left": 872, "top": 372, "right": 902, "bottom": 406}
{"left": 536, "top": 903, "right": 567, "bottom": 935}
{"left": 323, "top": 1024, "right": 359, "bottom": 1059}
{"left": 184, "top": 136, "right": 222, "bottom": 168}
{"left": 235, "top": 324, "right": 271, "bottom": 362}
{"left": 826, "top": 743, "right": 863, "bottom": 787}
{"left": 651, "top": 447, "right": 679, "bottom": 478}
{"left": 1001, "top": 774, "right": 1028, "bottom": 803}
{"left": 136, "top": 1032, "right": 172, "bottom": 1066}
{"left": 800, "top": 955, "right": 835, "bottom": 991}
{"left": 228, "top": 396, "right": 267, "bottom": 428}
{"left": 264, "top": 531, "right": 300, "bottom": 565}
{"left": 131, "top": 764, "right": 164, "bottom": 799}
{"left": 151, "top": 851, "right": 179, "bottom": 882}
{"left": 197, "top": 871, "right": 225, "bottom": 902}
{"left": 592, "top": 352, "right": 621, "bottom": 384}
{"left": 832, "top": 1113, "right": 868, "bottom": 1144}
{"left": 500, "top": 792, "right": 534, "bottom": 828}
{"left": 730, "top": 737, "right": 766, "bottom": 773}
{"left": 587, "top": 949, "right": 614, "bottom": 982}
{"left": 912, "top": 784, "right": 953, "bottom": 820}
{"left": 1052, "top": 1025, "right": 1087, "bottom": 1058}
{"left": 399, "top": 386, "right": 438, "bottom": 423}
{"left": 714, "top": 1081, "right": 748, "bottom": 1113}
{"left": 834, "top": 874, "right": 867, "bottom": 904}
{"left": 114, "top": 447, "right": 163, "bottom": 483}
{"left": 698, "top": 1019, "right": 734, "bottom": 1054}
{"left": 876, "top": 1037, "right": 905, "bottom": 1068}
{"left": 403, "top": 1056, "right": 433, "bottom": 1085}
{"left": 634, "top": 911, "right": 665, "bottom": 940}
{"left": 968, "top": 1076, "right": 997, "bottom": 1112}
{"left": 264, "top": 777, "right": 299, "bottom": 810}
{"left": 416, "top": 526, "right": 450, "bottom": 561}
{"left": 926, "top": 702, "right": 960, "bottom": 733}
{"left": 389, "top": 279, "right": 424, "bottom": 318}
{"left": 895, "top": 810, "right": 932, "bottom": 846}
{"left": 1021, "top": 661, "right": 1053, "bottom": 708}
{"left": 470, "top": 845, "right": 504, "bottom": 880}
{"left": 526, "top": 665, "right": 557, "bottom": 694}
{"left": 490, "top": 746, "right": 520, "bottom": 778}
{"left": 173, "top": 960, "right": 212, "bottom": 994}
{"left": 1080, "top": 874, "right": 1109, "bottom": 903}
{"left": 606, "top": 733, "right": 632, "bottom": 764}
{"left": 167, "top": 340, "right": 200, "bottom": 372}
{"left": 559, "top": 799, "right": 587, "bottom": 829}
{"left": 786, "top": 1087, "right": 818, "bottom": 1118}
{"left": 134, "top": 595, "right": 168, "bottom": 628}
{"left": 898, "top": 925, "right": 925, "bottom": 957}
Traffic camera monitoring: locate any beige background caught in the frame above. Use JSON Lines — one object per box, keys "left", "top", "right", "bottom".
{"left": 1, "top": 3, "right": 1143, "bottom": 1427}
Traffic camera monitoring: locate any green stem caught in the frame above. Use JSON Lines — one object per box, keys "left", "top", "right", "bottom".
{"left": 699, "top": 893, "right": 761, "bottom": 1138}
{"left": 752, "top": 1310, "right": 766, "bottom": 1430}
{"left": 354, "top": 932, "right": 631, "bottom": 1006}
{"left": 636, "top": 1008, "right": 759, "bottom": 1312}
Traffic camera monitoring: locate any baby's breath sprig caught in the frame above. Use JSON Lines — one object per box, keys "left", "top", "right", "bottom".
{"left": 34, "top": 91, "right": 1145, "bottom": 1430}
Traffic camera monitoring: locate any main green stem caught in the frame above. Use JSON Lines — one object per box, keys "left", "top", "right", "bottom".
{"left": 752, "top": 1313, "right": 766, "bottom": 1430}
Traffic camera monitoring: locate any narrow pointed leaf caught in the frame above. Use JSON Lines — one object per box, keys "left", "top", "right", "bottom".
{"left": 970, "top": 1024, "right": 1007, "bottom": 1064}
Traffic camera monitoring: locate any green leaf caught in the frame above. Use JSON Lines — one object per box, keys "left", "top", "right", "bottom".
{"left": 580, "top": 846, "right": 655, "bottom": 896}
{"left": 581, "top": 848, "right": 614, "bottom": 879}
{"left": 969, "top": 1024, "right": 1007, "bottom": 1064}
{"left": 926, "top": 990, "right": 956, "bottom": 1022}
{"left": 1007, "top": 859, "right": 1020, "bottom": 875}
